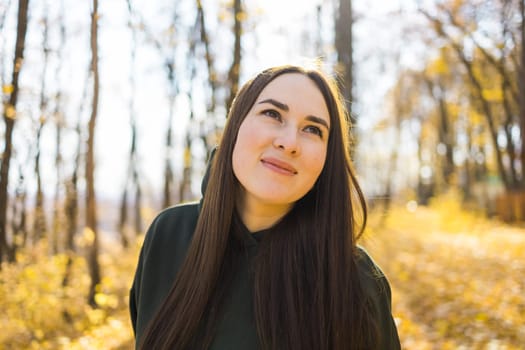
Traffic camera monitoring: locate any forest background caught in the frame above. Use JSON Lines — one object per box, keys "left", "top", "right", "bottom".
{"left": 0, "top": 0, "right": 524, "bottom": 349}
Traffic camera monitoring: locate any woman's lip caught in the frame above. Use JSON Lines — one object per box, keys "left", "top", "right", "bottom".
{"left": 261, "top": 157, "right": 298, "bottom": 175}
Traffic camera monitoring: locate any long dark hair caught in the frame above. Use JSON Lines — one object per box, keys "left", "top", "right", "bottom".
{"left": 139, "top": 65, "right": 378, "bottom": 349}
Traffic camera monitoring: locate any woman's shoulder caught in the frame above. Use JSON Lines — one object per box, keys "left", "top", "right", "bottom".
{"left": 354, "top": 246, "right": 391, "bottom": 299}
{"left": 151, "top": 201, "right": 200, "bottom": 233}
{"left": 141, "top": 201, "right": 201, "bottom": 254}
{"left": 154, "top": 201, "right": 201, "bottom": 225}
{"left": 355, "top": 246, "right": 401, "bottom": 349}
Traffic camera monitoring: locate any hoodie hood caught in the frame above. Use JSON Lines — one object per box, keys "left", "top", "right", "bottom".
{"left": 200, "top": 146, "right": 217, "bottom": 198}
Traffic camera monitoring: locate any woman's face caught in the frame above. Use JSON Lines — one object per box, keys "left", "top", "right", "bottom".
{"left": 232, "top": 73, "right": 330, "bottom": 215}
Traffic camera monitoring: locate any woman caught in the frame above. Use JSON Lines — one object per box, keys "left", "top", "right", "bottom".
{"left": 129, "top": 65, "right": 401, "bottom": 349}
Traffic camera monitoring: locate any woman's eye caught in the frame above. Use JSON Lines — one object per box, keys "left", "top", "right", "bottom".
{"left": 304, "top": 125, "right": 323, "bottom": 138}
{"left": 262, "top": 109, "right": 281, "bottom": 121}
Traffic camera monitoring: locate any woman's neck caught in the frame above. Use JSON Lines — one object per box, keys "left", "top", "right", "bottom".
{"left": 237, "top": 194, "right": 292, "bottom": 232}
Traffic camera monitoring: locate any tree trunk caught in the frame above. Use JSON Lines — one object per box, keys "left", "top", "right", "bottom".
{"left": 133, "top": 182, "right": 142, "bottom": 237}
{"left": 52, "top": 115, "right": 64, "bottom": 254}
{"left": 180, "top": 44, "right": 199, "bottom": 202}
{"left": 33, "top": 12, "right": 50, "bottom": 243}
{"left": 51, "top": 3, "right": 66, "bottom": 254}
{"left": 179, "top": 142, "right": 192, "bottom": 201}
{"left": 381, "top": 107, "right": 402, "bottom": 225}
{"left": 0, "top": 0, "right": 30, "bottom": 265}
{"left": 62, "top": 48, "right": 86, "bottom": 314}
{"left": 117, "top": 126, "right": 142, "bottom": 245}
{"left": 161, "top": 10, "right": 179, "bottom": 209}
{"left": 196, "top": 0, "right": 217, "bottom": 115}
{"left": 86, "top": 0, "right": 101, "bottom": 308}
{"left": 129, "top": 6, "right": 142, "bottom": 239}
{"left": 497, "top": 2, "right": 520, "bottom": 190}
{"left": 518, "top": 0, "right": 525, "bottom": 190}
{"left": 502, "top": 82, "right": 519, "bottom": 189}
{"left": 464, "top": 62, "right": 509, "bottom": 190}
{"left": 416, "top": 145, "right": 434, "bottom": 205}
{"left": 463, "top": 116, "right": 474, "bottom": 201}
{"left": 424, "top": 78, "right": 455, "bottom": 186}
{"left": 62, "top": 136, "right": 80, "bottom": 320}
{"left": 162, "top": 99, "right": 175, "bottom": 208}
{"left": 63, "top": 74, "right": 87, "bottom": 277}
{"left": 118, "top": 187, "right": 129, "bottom": 248}
{"left": 335, "top": 0, "right": 354, "bottom": 121}
{"left": 225, "top": 0, "right": 242, "bottom": 113}
{"left": 119, "top": 1, "right": 142, "bottom": 245}
{"left": 315, "top": 5, "right": 323, "bottom": 57}
{"left": 33, "top": 127, "right": 47, "bottom": 242}
{"left": 11, "top": 162, "right": 27, "bottom": 255}
{"left": 196, "top": 0, "right": 217, "bottom": 155}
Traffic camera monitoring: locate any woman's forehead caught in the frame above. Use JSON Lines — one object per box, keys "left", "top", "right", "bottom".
{"left": 254, "top": 73, "right": 330, "bottom": 122}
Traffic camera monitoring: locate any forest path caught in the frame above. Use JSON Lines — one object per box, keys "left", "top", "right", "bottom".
{"left": 363, "top": 205, "right": 525, "bottom": 350}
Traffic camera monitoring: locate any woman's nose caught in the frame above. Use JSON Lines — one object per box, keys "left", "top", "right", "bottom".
{"left": 273, "top": 126, "right": 300, "bottom": 155}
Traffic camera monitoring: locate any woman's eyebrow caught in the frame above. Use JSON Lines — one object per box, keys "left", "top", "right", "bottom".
{"left": 306, "top": 116, "right": 330, "bottom": 130}
{"left": 258, "top": 98, "right": 289, "bottom": 111}
{"left": 258, "top": 98, "right": 330, "bottom": 130}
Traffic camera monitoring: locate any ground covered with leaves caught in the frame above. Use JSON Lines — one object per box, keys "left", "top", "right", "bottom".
{"left": 1, "top": 194, "right": 524, "bottom": 349}
{"left": 0, "top": 233, "right": 140, "bottom": 350}
{"left": 363, "top": 194, "right": 525, "bottom": 349}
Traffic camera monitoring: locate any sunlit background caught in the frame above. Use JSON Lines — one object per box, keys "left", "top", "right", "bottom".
{"left": 3, "top": 0, "right": 416, "bottom": 200}
{"left": 1, "top": 0, "right": 524, "bottom": 348}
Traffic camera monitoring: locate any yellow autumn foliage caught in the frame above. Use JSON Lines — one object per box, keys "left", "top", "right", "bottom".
{"left": 0, "top": 237, "right": 141, "bottom": 349}
{"left": 2, "top": 199, "right": 524, "bottom": 349}
{"left": 364, "top": 192, "right": 525, "bottom": 349}
{"left": 482, "top": 88, "right": 504, "bottom": 102}
{"left": 2, "top": 84, "right": 14, "bottom": 94}
{"left": 426, "top": 56, "right": 449, "bottom": 76}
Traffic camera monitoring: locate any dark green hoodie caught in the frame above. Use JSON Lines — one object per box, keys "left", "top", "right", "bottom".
{"left": 129, "top": 154, "right": 401, "bottom": 349}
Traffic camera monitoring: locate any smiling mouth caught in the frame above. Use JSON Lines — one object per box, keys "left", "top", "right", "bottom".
{"left": 261, "top": 158, "right": 298, "bottom": 175}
